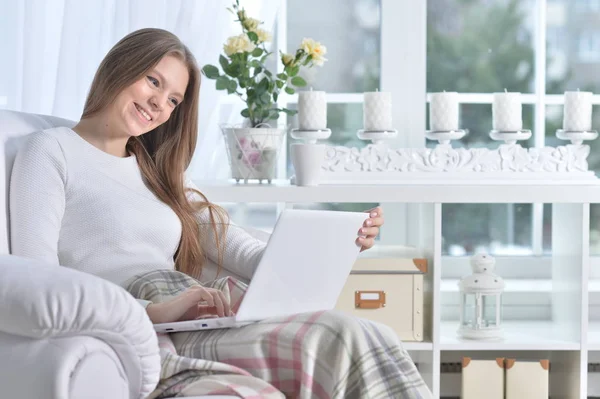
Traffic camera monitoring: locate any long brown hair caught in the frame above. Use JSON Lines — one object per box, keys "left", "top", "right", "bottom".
{"left": 81, "top": 28, "right": 228, "bottom": 278}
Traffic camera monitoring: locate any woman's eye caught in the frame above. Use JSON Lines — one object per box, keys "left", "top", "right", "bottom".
{"left": 170, "top": 98, "right": 179, "bottom": 106}
{"left": 147, "top": 76, "right": 159, "bottom": 87}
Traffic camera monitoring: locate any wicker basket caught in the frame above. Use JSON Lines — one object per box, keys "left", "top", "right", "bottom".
{"left": 221, "top": 124, "right": 286, "bottom": 184}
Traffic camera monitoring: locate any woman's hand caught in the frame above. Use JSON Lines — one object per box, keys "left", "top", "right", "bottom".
{"left": 356, "top": 206, "right": 384, "bottom": 252}
{"left": 146, "top": 285, "right": 233, "bottom": 324}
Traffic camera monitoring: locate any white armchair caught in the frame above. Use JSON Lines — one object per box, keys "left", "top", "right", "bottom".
{"left": 0, "top": 110, "right": 238, "bottom": 399}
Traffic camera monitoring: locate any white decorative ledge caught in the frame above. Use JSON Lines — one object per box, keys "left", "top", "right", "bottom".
{"left": 319, "top": 143, "right": 597, "bottom": 183}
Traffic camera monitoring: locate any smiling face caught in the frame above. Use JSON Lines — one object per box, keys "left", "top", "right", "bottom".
{"left": 110, "top": 54, "right": 189, "bottom": 137}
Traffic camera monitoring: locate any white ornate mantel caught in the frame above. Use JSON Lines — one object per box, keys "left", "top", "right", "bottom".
{"left": 318, "top": 143, "right": 598, "bottom": 184}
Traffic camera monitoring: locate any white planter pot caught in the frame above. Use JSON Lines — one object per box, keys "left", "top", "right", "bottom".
{"left": 221, "top": 124, "right": 286, "bottom": 184}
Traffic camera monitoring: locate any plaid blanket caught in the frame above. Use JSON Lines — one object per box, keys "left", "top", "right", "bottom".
{"left": 127, "top": 270, "right": 433, "bottom": 399}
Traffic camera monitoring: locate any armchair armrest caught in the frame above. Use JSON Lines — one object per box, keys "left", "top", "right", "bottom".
{"left": 0, "top": 255, "right": 160, "bottom": 399}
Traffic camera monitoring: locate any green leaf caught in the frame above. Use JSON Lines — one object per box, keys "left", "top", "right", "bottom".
{"left": 257, "top": 77, "right": 269, "bottom": 93}
{"left": 241, "top": 108, "right": 250, "bottom": 118}
{"left": 281, "top": 108, "right": 297, "bottom": 115}
{"left": 253, "top": 66, "right": 263, "bottom": 76}
{"left": 276, "top": 80, "right": 284, "bottom": 89}
{"left": 216, "top": 76, "right": 230, "bottom": 90}
{"left": 264, "top": 69, "right": 272, "bottom": 77}
{"left": 260, "top": 92, "right": 271, "bottom": 104}
{"left": 227, "top": 79, "right": 238, "bottom": 94}
{"left": 273, "top": 92, "right": 278, "bottom": 102}
{"left": 284, "top": 87, "right": 295, "bottom": 95}
{"left": 202, "top": 65, "right": 220, "bottom": 79}
{"left": 269, "top": 110, "right": 280, "bottom": 120}
{"left": 224, "top": 61, "right": 241, "bottom": 78}
{"left": 247, "top": 31, "right": 258, "bottom": 42}
{"left": 250, "top": 60, "right": 261, "bottom": 68}
{"left": 290, "top": 65, "right": 300, "bottom": 76}
{"left": 252, "top": 48, "right": 263, "bottom": 57}
{"left": 219, "top": 55, "right": 229, "bottom": 71}
{"left": 291, "top": 76, "right": 307, "bottom": 87}
{"left": 277, "top": 73, "right": 287, "bottom": 80}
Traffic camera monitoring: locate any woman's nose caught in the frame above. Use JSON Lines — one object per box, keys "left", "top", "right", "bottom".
{"left": 149, "top": 96, "right": 163, "bottom": 111}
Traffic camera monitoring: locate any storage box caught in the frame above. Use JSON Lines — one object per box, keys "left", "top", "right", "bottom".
{"left": 461, "top": 357, "right": 505, "bottom": 399}
{"left": 505, "top": 359, "right": 549, "bottom": 399}
{"left": 334, "top": 257, "right": 426, "bottom": 341}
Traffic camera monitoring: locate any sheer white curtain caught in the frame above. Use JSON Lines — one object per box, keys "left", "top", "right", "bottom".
{"left": 0, "top": 0, "right": 280, "bottom": 180}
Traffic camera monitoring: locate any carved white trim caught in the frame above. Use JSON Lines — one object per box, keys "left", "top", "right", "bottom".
{"left": 318, "top": 143, "right": 598, "bottom": 183}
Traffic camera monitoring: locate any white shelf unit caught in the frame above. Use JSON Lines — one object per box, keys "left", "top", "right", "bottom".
{"left": 195, "top": 180, "right": 597, "bottom": 398}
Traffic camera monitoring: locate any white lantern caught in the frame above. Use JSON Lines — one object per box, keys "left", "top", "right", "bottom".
{"left": 458, "top": 253, "right": 505, "bottom": 340}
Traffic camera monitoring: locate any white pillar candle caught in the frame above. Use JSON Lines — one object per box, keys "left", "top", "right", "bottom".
{"left": 298, "top": 89, "right": 327, "bottom": 130}
{"left": 563, "top": 90, "right": 593, "bottom": 132}
{"left": 363, "top": 91, "right": 393, "bottom": 131}
{"left": 429, "top": 92, "right": 459, "bottom": 131}
{"left": 492, "top": 92, "right": 522, "bottom": 131}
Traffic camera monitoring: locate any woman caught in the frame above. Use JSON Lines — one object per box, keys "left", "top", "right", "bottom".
{"left": 10, "top": 28, "right": 431, "bottom": 398}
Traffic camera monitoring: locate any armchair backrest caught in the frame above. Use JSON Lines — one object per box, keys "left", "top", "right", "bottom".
{"left": 0, "top": 110, "right": 76, "bottom": 254}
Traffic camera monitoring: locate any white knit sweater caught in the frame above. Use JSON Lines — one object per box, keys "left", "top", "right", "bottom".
{"left": 9, "top": 127, "right": 266, "bottom": 293}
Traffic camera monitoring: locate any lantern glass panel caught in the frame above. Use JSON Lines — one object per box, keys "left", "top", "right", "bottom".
{"left": 482, "top": 294, "right": 499, "bottom": 327}
{"left": 461, "top": 293, "right": 476, "bottom": 328}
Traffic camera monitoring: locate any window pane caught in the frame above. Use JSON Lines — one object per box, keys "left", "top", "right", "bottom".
{"left": 287, "top": 0, "right": 381, "bottom": 92}
{"left": 546, "top": 105, "right": 600, "bottom": 170}
{"left": 546, "top": 0, "right": 600, "bottom": 93}
{"left": 427, "top": 0, "right": 536, "bottom": 93}
{"left": 426, "top": 104, "right": 535, "bottom": 148}
{"left": 286, "top": 103, "right": 366, "bottom": 177}
{"left": 442, "top": 204, "right": 533, "bottom": 256}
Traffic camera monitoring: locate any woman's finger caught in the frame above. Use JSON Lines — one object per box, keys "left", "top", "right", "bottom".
{"left": 360, "top": 237, "right": 375, "bottom": 251}
{"left": 217, "top": 290, "right": 232, "bottom": 316}
{"left": 366, "top": 206, "right": 383, "bottom": 218}
{"left": 189, "top": 286, "right": 215, "bottom": 307}
{"left": 364, "top": 215, "right": 384, "bottom": 228}
{"left": 211, "top": 290, "right": 225, "bottom": 317}
{"left": 359, "top": 226, "right": 379, "bottom": 238}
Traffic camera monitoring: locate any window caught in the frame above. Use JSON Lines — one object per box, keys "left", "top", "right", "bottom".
{"left": 427, "top": 0, "right": 541, "bottom": 256}
{"left": 237, "top": 0, "right": 599, "bottom": 263}
{"left": 578, "top": 32, "right": 600, "bottom": 62}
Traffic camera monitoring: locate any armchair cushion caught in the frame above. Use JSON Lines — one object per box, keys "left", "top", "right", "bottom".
{"left": 0, "top": 254, "right": 161, "bottom": 399}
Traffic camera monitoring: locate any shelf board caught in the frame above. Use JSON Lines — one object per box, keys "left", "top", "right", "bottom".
{"left": 440, "top": 321, "right": 580, "bottom": 351}
{"left": 402, "top": 341, "right": 433, "bottom": 351}
{"left": 441, "top": 279, "right": 551, "bottom": 293}
{"left": 194, "top": 179, "right": 600, "bottom": 203}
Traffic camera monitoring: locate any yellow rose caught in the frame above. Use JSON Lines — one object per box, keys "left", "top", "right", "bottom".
{"left": 300, "top": 38, "right": 328, "bottom": 66}
{"left": 243, "top": 17, "right": 261, "bottom": 31}
{"left": 223, "top": 34, "right": 256, "bottom": 56}
{"left": 281, "top": 53, "right": 295, "bottom": 67}
{"left": 254, "top": 28, "right": 272, "bottom": 43}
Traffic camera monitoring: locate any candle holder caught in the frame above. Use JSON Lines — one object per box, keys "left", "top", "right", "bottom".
{"left": 290, "top": 128, "right": 332, "bottom": 144}
{"left": 489, "top": 130, "right": 532, "bottom": 145}
{"left": 556, "top": 129, "right": 599, "bottom": 145}
{"left": 356, "top": 129, "right": 398, "bottom": 145}
{"left": 425, "top": 129, "right": 468, "bottom": 145}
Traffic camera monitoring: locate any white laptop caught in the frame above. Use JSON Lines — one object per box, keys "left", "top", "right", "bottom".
{"left": 153, "top": 208, "right": 367, "bottom": 333}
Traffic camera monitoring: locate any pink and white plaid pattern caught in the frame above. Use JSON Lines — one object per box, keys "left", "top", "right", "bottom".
{"left": 127, "top": 270, "right": 432, "bottom": 399}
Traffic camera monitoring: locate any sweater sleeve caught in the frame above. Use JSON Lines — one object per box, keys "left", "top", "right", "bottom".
{"left": 9, "top": 133, "right": 66, "bottom": 265}
{"left": 186, "top": 178, "right": 266, "bottom": 281}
